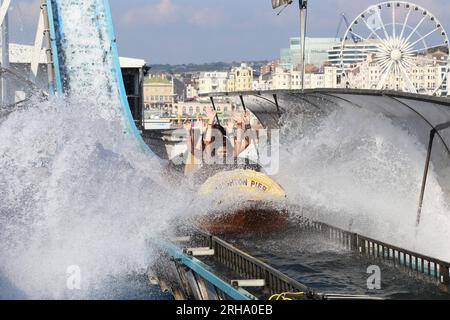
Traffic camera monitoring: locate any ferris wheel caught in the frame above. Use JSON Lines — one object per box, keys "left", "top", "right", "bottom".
{"left": 339, "top": 1, "right": 450, "bottom": 95}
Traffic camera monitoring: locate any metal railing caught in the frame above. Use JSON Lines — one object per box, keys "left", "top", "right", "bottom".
{"left": 303, "top": 221, "right": 359, "bottom": 250}
{"left": 302, "top": 220, "right": 450, "bottom": 288}
{"left": 176, "top": 217, "right": 450, "bottom": 300}
{"left": 163, "top": 241, "right": 255, "bottom": 300}
{"left": 195, "top": 233, "right": 315, "bottom": 297}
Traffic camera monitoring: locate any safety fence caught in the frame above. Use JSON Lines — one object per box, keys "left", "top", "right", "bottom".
{"left": 192, "top": 232, "right": 316, "bottom": 298}
{"left": 215, "top": 236, "right": 311, "bottom": 296}
{"left": 194, "top": 221, "right": 450, "bottom": 290}
{"left": 302, "top": 221, "right": 450, "bottom": 288}
{"left": 162, "top": 241, "right": 255, "bottom": 300}
{"left": 164, "top": 219, "right": 450, "bottom": 300}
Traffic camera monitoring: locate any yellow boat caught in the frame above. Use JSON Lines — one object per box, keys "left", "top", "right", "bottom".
{"left": 198, "top": 169, "right": 288, "bottom": 235}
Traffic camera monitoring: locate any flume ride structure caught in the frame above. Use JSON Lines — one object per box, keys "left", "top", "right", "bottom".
{"left": 44, "top": 0, "right": 154, "bottom": 155}
{"left": 1, "top": 0, "right": 450, "bottom": 300}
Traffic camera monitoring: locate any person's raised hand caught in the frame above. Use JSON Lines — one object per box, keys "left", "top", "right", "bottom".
{"left": 206, "top": 108, "right": 217, "bottom": 125}
{"left": 232, "top": 111, "right": 243, "bottom": 125}
{"left": 243, "top": 111, "right": 252, "bottom": 125}
{"left": 226, "top": 120, "right": 234, "bottom": 133}
{"left": 183, "top": 117, "right": 192, "bottom": 132}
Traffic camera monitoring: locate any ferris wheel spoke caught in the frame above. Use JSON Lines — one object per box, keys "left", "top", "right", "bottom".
{"left": 347, "top": 30, "right": 366, "bottom": 42}
{"left": 432, "top": 72, "right": 447, "bottom": 95}
{"left": 367, "top": 30, "right": 380, "bottom": 40}
{"left": 407, "top": 28, "right": 439, "bottom": 49}
{"left": 400, "top": 57, "right": 414, "bottom": 69}
{"left": 399, "top": 63, "right": 417, "bottom": 93}
{"left": 404, "top": 16, "right": 427, "bottom": 44}
{"left": 409, "top": 43, "right": 448, "bottom": 53}
{"left": 399, "top": 8, "right": 412, "bottom": 40}
{"left": 379, "top": 62, "right": 392, "bottom": 73}
{"left": 402, "top": 58, "right": 417, "bottom": 69}
{"left": 392, "top": 4, "right": 396, "bottom": 38}
{"left": 375, "top": 9, "right": 390, "bottom": 39}
{"left": 377, "top": 61, "right": 394, "bottom": 90}
{"left": 374, "top": 56, "right": 391, "bottom": 63}
{"left": 374, "top": 54, "right": 391, "bottom": 62}
{"left": 361, "top": 17, "right": 385, "bottom": 42}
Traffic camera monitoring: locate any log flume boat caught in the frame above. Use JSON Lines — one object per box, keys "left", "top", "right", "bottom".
{"left": 198, "top": 169, "right": 288, "bottom": 235}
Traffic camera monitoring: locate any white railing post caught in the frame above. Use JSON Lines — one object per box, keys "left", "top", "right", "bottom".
{"left": 0, "top": 0, "right": 11, "bottom": 105}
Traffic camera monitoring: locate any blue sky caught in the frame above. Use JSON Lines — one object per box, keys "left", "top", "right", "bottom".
{"left": 10, "top": 0, "right": 450, "bottom": 64}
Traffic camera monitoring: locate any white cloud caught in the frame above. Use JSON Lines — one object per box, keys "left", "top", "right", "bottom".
{"left": 122, "top": 0, "right": 178, "bottom": 26}
{"left": 120, "top": 0, "right": 226, "bottom": 29}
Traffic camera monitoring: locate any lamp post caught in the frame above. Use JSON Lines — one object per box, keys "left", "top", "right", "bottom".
{"left": 299, "top": 0, "right": 308, "bottom": 92}
{"left": 272, "top": 0, "right": 309, "bottom": 92}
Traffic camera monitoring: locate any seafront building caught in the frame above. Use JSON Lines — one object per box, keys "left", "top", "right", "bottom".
{"left": 143, "top": 75, "right": 176, "bottom": 112}
{"left": 142, "top": 37, "right": 450, "bottom": 120}
{"left": 281, "top": 37, "right": 339, "bottom": 69}
{"left": 198, "top": 71, "right": 229, "bottom": 95}
{"left": 346, "top": 52, "right": 449, "bottom": 95}
{"left": 143, "top": 73, "right": 235, "bottom": 121}
{"left": 197, "top": 63, "right": 253, "bottom": 95}
{"left": 185, "top": 81, "right": 199, "bottom": 101}
{"left": 265, "top": 66, "right": 337, "bottom": 90}
{"left": 327, "top": 39, "right": 382, "bottom": 70}
{"left": 228, "top": 63, "right": 254, "bottom": 92}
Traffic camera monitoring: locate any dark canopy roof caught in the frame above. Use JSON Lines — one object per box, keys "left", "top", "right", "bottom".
{"left": 205, "top": 89, "right": 450, "bottom": 208}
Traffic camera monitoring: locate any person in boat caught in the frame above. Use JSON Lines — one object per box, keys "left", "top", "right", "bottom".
{"left": 174, "top": 107, "right": 288, "bottom": 235}
{"left": 182, "top": 107, "right": 259, "bottom": 185}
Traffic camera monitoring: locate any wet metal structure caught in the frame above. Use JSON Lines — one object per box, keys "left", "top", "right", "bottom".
{"left": 171, "top": 88, "right": 450, "bottom": 300}
{"left": 157, "top": 221, "right": 449, "bottom": 300}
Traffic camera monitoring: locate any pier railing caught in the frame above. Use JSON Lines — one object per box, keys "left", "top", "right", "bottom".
{"left": 303, "top": 221, "right": 450, "bottom": 289}
{"left": 193, "top": 219, "right": 450, "bottom": 291}
{"left": 214, "top": 236, "right": 312, "bottom": 296}
{"left": 164, "top": 219, "right": 450, "bottom": 300}
{"left": 192, "top": 232, "right": 315, "bottom": 297}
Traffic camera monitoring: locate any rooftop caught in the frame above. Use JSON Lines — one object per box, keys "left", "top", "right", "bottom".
{"left": 145, "top": 76, "right": 172, "bottom": 85}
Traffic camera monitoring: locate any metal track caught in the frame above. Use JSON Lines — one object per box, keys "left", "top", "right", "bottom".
{"left": 302, "top": 220, "right": 450, "bottom": 289}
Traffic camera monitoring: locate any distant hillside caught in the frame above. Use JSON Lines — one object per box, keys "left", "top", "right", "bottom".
{"left": 149, "top": 61, "right": 269, "bottom": 74}
{"left": 428, "top": 45, "right": 449, "bottom": 54}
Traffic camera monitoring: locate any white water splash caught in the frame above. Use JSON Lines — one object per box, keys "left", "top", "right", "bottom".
{"left": 278, "top": 104, "right": 450, "bottom": 261}
{"left": 0, "top": 95, "right": 195, "bottom": 299}
{"left": 0, "top": 0, "right": 199, "bottom": 299}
